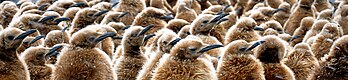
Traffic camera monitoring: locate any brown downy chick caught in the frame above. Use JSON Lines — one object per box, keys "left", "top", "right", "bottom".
{"left": 303, "top": 20, "right": 329, "bottom": 42}
{"left": 107, "top": 22, "right": 128, "bottom": 48}
{"left": 201, "top": 5, "right": 233, "bottom": 15}
{"left": 35, "top": 0, "right": 54, "bottom": 7}
{"left": 85, "top": 25, "right": 118, "bottom": 58}
{"left": 0, "top": 1, "right": 18, "bottom": 28}
{"left": 175, "top": 2, "right": 197, "bottom": 22}
{"left": 151, "top": 37, "right": 222, "bottom": 80}
{"left": 263, "top": 28, "right": 280, "bottom": 36}
{"left": 284, "top": 0, "right": 297, "bottom": 6}
{"left": 250, "top": 7, "right": 287, "bottom": 25}
{"left": 311, "top": 23, "right": 342, "bottom": 61}
{"left": 12, "top": 4, "right": 38, "bottom": 20}
{"left": 254, "top": 35, "right": 296, "bottom": 80}
{"left": 225, "top": 17, "right": 261, "bottom": 44}
{"left": 44, "top": 43, "right": 69, "bottom": 65}
{"left": 334, "top": 5, "right": 348, "bottom": 35}
{"left": 283, "top": 43, "right": 319, "bottom": 80}
{"left": 17, "top": 36, "right": 44, "bottom": 54}
{"left": 37, "top": 11, "right": 66, "bottom": 35}
{"left": 314, "top": 35, "right": 348, "bottom": 80}
{"left": 9, "top": 14, "right": 42, "bottom": 37}
{"left": 244, "top": 0, "right": 265, "bottom": 13}
{"left": 290, "top": 17, "right": 315, "bottom": 46}
{"left": 61, "top": 7, "right": 80, "bottom": 23}
{"left": 317, "top": 9, "right": 334, "bottom": 21}
{"left": 132, "top": 7, "right": 173, "bottom": 35}
{"left": 165, "top": 19, "right": 190, "bottom": 33}
{"left": 266, "top": 0, "right": 284, "bottom": 8}
{"left": 43, "top": 29, "right": 70, "bottom": 48}
{"left": 257, "top": 20, "right": 284, "bottom": 36}
{"left": 115, "top": 0, "right": 146, "bottom": 25}
{"left": 314, "top": 0, "right": 332, "bottom": 12}
{"left": 174, "top": 0, "right": 202, "bottom": 15}
{"left": 272, "top": 2, "right": 291, "bottom": 26}
{"left": 217, "top": 40, "right": 266, "bottom": 80}
{"left": 284, "top": 0, "right": 316, "bottom": 35}
{"left": 68, "top": 8, "right": 102, "bottom": 34}
{"left": 137, "top": 31, "right": 180, "bottom": 80}
{"left": 100, "top": 11, "right": 128, "bottom": 24}
{"left": 91, "top": 2, "right": 112, "bottom": 11}
{"left": 234, "top": 0, "right": 249, "bottom": 17}
{"left": 208, "top": 0, "right": 230, "bottom": 5}
{"left": 150, "top": 0, "right": 174, "bottom": 13}
{"left": 46, "top": 0, "right": 75, "bottom": 15}
{"left": 178, "top": 25, "right": 192, "bottom": 38}
{"left": 0, "top": 28, "right": 37, "bottom": 80}
{"left": 51, "top": 28, "right": 116, "bottom": 80}
{"left": 19, "top": 46, "right": 54, "bottom": 80}
{"left": 114, "top": 26, "right": 153, "bottom": 80}
{"left": 71, "top": 0, "right": 89, "bottom": 8}
{"left": 216, "top": 12, "right": 238, "bottom": 37}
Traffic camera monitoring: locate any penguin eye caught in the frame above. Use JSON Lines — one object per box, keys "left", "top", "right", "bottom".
{"left": 87, "top": 14, "right": 94, "bottom": 17}
{"left": 186, "top": 32, "right": 191, "bottom": 35}
{"left": 189, "top": 47, "right": 197, "bottom": 51}
{"left": 240, "top": 47, "right": 247, "bottom": 51}
{"left": 202, "top": 20, "right": 209, "bottom": 24}
{"left": 87, "top": 36, "right": 96, "bottom": 42}
{"left": 7, "top": 36, "right": 14, "bottom": 40}
{"left": 163, "top": 41, "right": 168, "bottom": 44}
{"left": 23, "top": 41, "right": 29, "bottom": 44}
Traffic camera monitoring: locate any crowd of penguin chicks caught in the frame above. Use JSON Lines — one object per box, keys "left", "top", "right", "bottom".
{"left": 0, "top": 0, "right": 348, "bottom": 80}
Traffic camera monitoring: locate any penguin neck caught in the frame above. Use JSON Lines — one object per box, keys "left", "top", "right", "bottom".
{"left": 124, "top": 45, "right": 142, "bottom": 56}
{"left": 0, "top": 48, "right": 19, "bottom": 62}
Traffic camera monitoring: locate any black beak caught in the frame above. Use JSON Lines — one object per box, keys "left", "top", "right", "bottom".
{"left": 94, "top": 10, "right": 109, "bottom": 17}
{"left": 62, "top": 26, "right": 68, "bottom": 33}
{"left": 29, "top": 35, "right": 45, "bottom": 45}
{"left": 38, "top": 4, "right": 49, "bottom": 11}
{"left": 46, "top": 45, "right": 63, "bottom": 57}
{"left": 272, "top": 8, "right": 286, "bottom": 14}
{"left": 137, "top": 24, "right": 154, "bottom": 36}
{"left": 94, "top": 32, "right": 117, "bottom": 42}
{"left": 53, "top": 17, "right": 71, "bottom": 23}
{"left": 70, "top": 2, "right": 88, "bottom": 7}
{"left": 144, "top": 34, "right": 155, "bottom": 41}
{"left": 198, "top": 44, "right": 223, "bottom": 53}
{"left": 169, "top": 38, "right": 181, "bottom": 46}
{"left": 113, "top": 36, "right": 123, "bottom": 39}
{"left": 289, "top": 35, "right": 302, "bottom": 42}
{"left": 159, "top": 15, "right": 174, "bottom": 20}
{"left": 121, "top": 25, "right": 131, "bottom": 30}
{"left": 118, "top": 12, "right": 128, "bottom": 18}
{"left": 210, "top": 13, "right": 229, "bottom": 23}
{"left": 14, "top": 29, "right": 37, "bottom": 40}
{"left": 246, "top": 40, "right": 265, "bottom": 51}
{"left": 254, "top": 26, "right": 265, "bottom": 31}
{"left": 39, "top": 16, "right": 58, "bottom": 23}
{"left": 217, "top": 18, "right": 229, "bottom": 25}
{"left": 111, "top": 2, "right": 119, "bottom": 8}
{"left": 222, "top": 5, "right": 231, "bottom": 11}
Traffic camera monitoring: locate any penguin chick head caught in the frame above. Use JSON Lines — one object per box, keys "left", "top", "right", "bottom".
{"left": 157, "top": 30, "right": 180, "bottom": 53}
{"left": 74, "top": 8, "right": 101, "bottom": 23}
{"left": 299, "top": 0, "right": 314, "bottom": 8}
{"left": 122, "top": 25, "right": 153, "bottom": 54}
{"left": 70, "top": 28, "right": 116, "bottom": 48}
{"left": 20, "top": 46, "right": 50, "bottom": 66}
{"left": 254, "top": 35, "right": 287, "bottom": 63}
{"left": 139, "top": 7, "right": 173, "bottom": 21}
{"left": 293, "top": 43, "right": 311, "bottom": 51}
{"left": 178, "top": 25, "right": 191, "bottom": 38}
{"left": 260, "top": 20, "right": 284, "bottom": 34}
{"left": 319, "top": 23, "right": 342, "bottom": 38}
{"left": 225, "top": 40, "right": 265, "bottom": 55}
{"left": 236, "top": 17, "right": 258, "bottom": 30}
{"left": 0, "top": 28, "right": 37, "bottom": 49}
{"left": 328, "top": 35, "right": 348, "bottom": 59}
{"left": 170, "top": 37, "right": 223, "bottom": 60}
{"left": 191, "top": 13, "right": 229, "bottom": 35}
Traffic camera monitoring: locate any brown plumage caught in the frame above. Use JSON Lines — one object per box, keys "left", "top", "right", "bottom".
{"left": 107, "top": 22, "right": 128, "bottom": 48}
{"left": 317, "top": 9, "right": 333, "bottom": 21}
{"left": 0, "top": 1, "right": 18, "bottom": 28}
{"left": 234, "top": 0, "right": 249, "bottom": 16}
{"left": 151, "top": 37, "right": 221, "bottom": 80}
{"left": 68, "top": 8, "right": 101, "bottom": 34}
{"left": 20, "top": 46, "right": 54, "bottom": 80}
{"left": 283, "top": 43, "right": 319, "bottom": 80}
{"left": 334, "top": 5, "right": 348, "bottom": 35}
{"left": 100, "top": 12, "right": 128, "bottom": 25}
{"left": 272, "top": 2, "right": 291, "bottom": 26}
{"left": 266, "top": 0, "right": 284, "bottom": 8}
{"left": 114, "top": 26, "right": 151, "bottom": 80}
{"left": 51, "top": 28, "right": 116, "bottom": 80}
{"left": 283, "top": 0, "right": 297, "bottom": 6}
{"left": 254, "top": 35, "right": 296, "bottom": 80}
{"left": 178, "top": 25, "right": 191, "bottom": 38}
{"left": 85, "top": 25, "right": 118, "bottom": 58}
{"left": 132, "top": 7, "right": 171, "bottom": 35}
{"left": 303, "top": 20, "right": 329, "bottom": 42}
{"left": 149, "top": 0, "right": 174, "bottom": 13}
{"left": 175, "top": 2, "right": 197, "bottom": 22}
{"left": 173, "top": 0, "right": 202, "bottom": 15}
{"left": 314, "top": 0, "right": 332, "bottom": 12}
{"left": 46, "top": 0, "right": 75, "bottom": 15}
{"left": 165, "top": 19, "right": 190, "bottom": 33}
{"left": 217, "top": 40, "right": 266, "bottom": 80}
{"left": 311, "top": 23, "right": 342, "bottom": 61}
{"left": 37, "top": 11, "right": 64, "bottom": 35}
{"left": 314, "top": 35, "right": 348, "bottom": 80}
{"left": 115, "top": 0, "right": 146, "bottom": 25}
{"left": 43, "top": 30, "right": 70, "bottom": 48}
{"left": 0, "top": 28, "right": 37, "bottom": 80}
{"left": 290, "top": 17, "right": 315, "bottom": 46}
{"left": 243, "top": 0, "right": 263, "bottom": 13}
{"left": 225, "top": 17, "right": 261, "bottom": 44}
{"left": 284, "top": 0, "right": 316, "bottom": 35}
{"left": 17, "top": 36, "right": 44, "bottom": 54}
{"left": 258, "top": 20, "right": 284, "bottom": 36}
{"left": 9, "top": 14, "right": 42, "bottom": 37}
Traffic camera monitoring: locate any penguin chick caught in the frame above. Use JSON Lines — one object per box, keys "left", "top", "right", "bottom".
{"left": 137, "top": 31, "right": 179, "bottom": 80}
{"left": 272, "top": 2, "right": 291, "bottom": 26}
{"left": 334, "top": 5, "right": 348, "bottom": 35}
{"left": 132, "top": 7, "right": 172, "bottom": 35}
{"left": 175, "top": 2, "right": 197, "bottom": 22}
{"left": 314, "top": 0, "right": 332, "bottom": 12}
{"left": 149, "top": 0, "right": 173, "bottom": 13}
{"left": 217, "top": 40, "right": 266, "bottom": 80}
{"left": 283, "top": 43, "right": 319, "bottom": 80}
{"left": 100, "top": 12, "right": 128, "bottom": 24}
{"left": 258, "top": 20, "right": 284, "bottom": 36}
{"left": 61, "top": 7, "right": 80, "bottom": 23}
{"left": 165, "top": 19, "right": 190, "bottom": 33}
{"left": 317, "top": 9, "right": 333, "bottom": 21}
{"left": 115, "top": 0, "right": 146, "bottom": 25}
{"left": 20, "top": 46, "right": 54, "bottom": 80}
{"left": 303, "top": 20, "right": 329, "bottom": 42}
{"left": 178, "top": 25, "right": 191, "bottom": 38}
{"left": 263, "top": 28, "right": 280, "bottom": 36}
{"left": 43, "top": 30, "right": 70, "bottom": 48}
{"left": 0, "top": 28, "right": 37, "bottom": 80}
{"left": 225, "top": 17, "right": 261, "bottom": 44}
{"left": 254, "top": 35, "right": 296, "bottom": 80}
{"left": 284, "top": 0, "right": 316, "bottom": 35}
{"left": 91, "top": 2, "right": 112, "bottom": 11}
{"left": 311, "top": 23, "right": 342, "bottom": 61}
{"left": 0, "top": 1, "right": 18, "bottom": 28}
{"left": 51, "top": 28, "right": 116, "bottom": 80}
{"left": 314, "top": 35, "right": 348, "bottom": 80}
{"left": 234, "top": 0, "right": 249, "bottom": 17}
{"left": 37, "top": 11, "right": 65, "bottom": 35}
{"left": 46, "top": 0, "right": 75, "bottom": 15}
{"left": 244, "top": 0, "right": 264, "bottom": 13}
{"left": 266, "top": 0, "right": 284, "bottom": 8}
{"left": 290, "top": 17, "right": 315, "bottom": 46}
{"left": 114, "top": 26, "right": 152, "bottom": 80}
{"left": 172, "top": 0, "right": 202, "bottom": 15}
{"left": 107, "top": 22, "right": 128, "bottom": 48}
{"left": 69, "top": 8, "right": 101, "bottom": 34}
{"left": 151, "top": 38, "right": 222, "bottom": 80}
{"left": 17, "top": 36, "right": 44, "bottom": 54}
{"left": 85, "top": 25, "right": 118, "bottom": 58}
